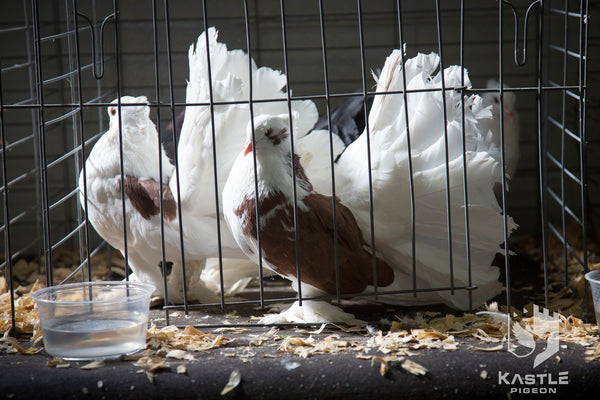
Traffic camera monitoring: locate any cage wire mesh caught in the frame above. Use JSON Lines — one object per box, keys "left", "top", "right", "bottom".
{"left": 0, "top": 0, "right": 594, "bottom": 333}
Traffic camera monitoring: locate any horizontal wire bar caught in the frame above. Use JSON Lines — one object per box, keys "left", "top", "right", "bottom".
{"left": 42, "top": 61, "right": 96, "bottom": 86}
{"left": 0, "top": 167, "right": 38, "bottom": 194}
{"left": 9, "top": 96, "right": 35, "bottom": 106}
{"left": 51, "top": 221, "right": 86, "bottom": 251}
{"left": 0, "top": 238, "right": 40, "bottom": 270}
{"left": 547, "top": 80, "right": 582, "bottom": 101}
{"left": 548, "top": 8, "right": 584, "bottom": 18}
{"left": 546, "top": 116, "right": 582, "bottom": 143}
{"left": 0, "top": 203, "right": 40, "bottom": 234}
{"left": 0, "top": 25, "right": 29, "bottom": 34}
{"left": 546, "top": 152, "right": 583, "bottom": 185}
{"left": 48, "top": 187, "right": 78, "bottom": 212}
{"left": 57, "top": 242, "right": 111, "bottom": 285}
{"left": 547, "top": 222, "right": 586, "bottom": 267}
{"left": 75, "top": 241, "right": 110, "bottom": 271}
{"left": 47, "top": 130, "right": 104, "bottom": 170}
{"left": 44, "top": 107, "right": 78, "bottom": 127}
{"left": 0, "top": 61, "right": 35, "bottom": 73}
{"left": 1, "top": 133, "right": 35, "bottom": 152}
{"left": 40, "top": 24, "right": 92, "bottom": 42}
{"left": 1, "top": 84, "right": 587, "bottom": 110}
{"left": 548, "top": 44, "right": 586, "bottom": 60}
{"left": 162, "top": 284, "right": 478, "bottom": 310}
{"left": 546, "top": 187, "right": 584, "bottom": 226}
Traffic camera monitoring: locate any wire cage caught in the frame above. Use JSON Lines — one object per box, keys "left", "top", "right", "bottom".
{"left": 0, "top": 0, "right": 594, "bottom": 333}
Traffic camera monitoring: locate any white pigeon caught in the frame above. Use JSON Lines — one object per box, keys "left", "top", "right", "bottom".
{"left": 80, "top": 28, "right": 336, "bottom": 303}
{"left": 223, "top": 114, "right": 388, "bottom": 325}
{"left": 334, "top": 50, "right": 518, "bottom": 311}
{"left": 479, "top": 79, "right": 520, "bottom": 192}
{"left": 78, "top": 95, "right": 220, "bottom": 303}
{"left": 223, "top": 49, "right": 518, "bottom": 323}
{"left": 172, "top": 27, "right": 343, "bottom": 296}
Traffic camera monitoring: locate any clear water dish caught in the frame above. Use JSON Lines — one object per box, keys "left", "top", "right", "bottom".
{"left": 585, "top": 270, "right": 600, "bottom": 328}
{"left": 31, "top": 281, "right": 153, "bottom": 360}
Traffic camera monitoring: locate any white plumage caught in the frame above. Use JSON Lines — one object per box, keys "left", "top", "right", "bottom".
{"left": 479, "top": 79, "right": 521, "bottom": 187}
{"left": 223, "top": 49, "right": 518, "bottom": 323}
{"left": 334, "top": 50, "right": 518, "bottom": 311}
{"left": 80, "top": 28, "right": 331, "bottom": 302}
{"left": 79, "top": 96, "right": 218, "bottom": 303}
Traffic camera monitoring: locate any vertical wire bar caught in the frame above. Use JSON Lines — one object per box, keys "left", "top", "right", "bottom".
{"left": 434, "top": 0, "right": 455, "bottom": 294}
{"left": 23, "top": 0, "right": 43, "bottom": 262}
{"left": 459, "top": 0, "right": 473, "bottom": 311}
{"left": 32, "top": 0, "right": 54, "bottom": 286}
{"left": 151, "top": 0, "right": 171, "bottom": 324}
{"left": 394, "top": 1, "right": 418, "bottom": 299}
{"left": 498, "top": 0, "right": 512, "bottom": 331}
{"left": 559, "top": 0, "right": 569, "bottom": 289}
{"left": 71, "top": 0, "right": 93, "bottom": 283}
{"left": 317, "top": 0, "right": 342, "bottom": 304}
{"left": 165, "top": 0, "right": 189, "bottom": 312}
{"left": 579, "top": 0, "right": 590, "bottom": 315}
{"left": 538, "top": 1, "right": 549, "bottom": 309}
{"left": 0, "top": 69, "right": 16, "bottom": 336}
{"left": 279, "top": 0, "right": 304, "bottom": 306}
{"left": 55, "top": 3, "right": 73, "bottom": 248}
{"left": 200, "top": 0, "right": 226, "bottom": 311}
{"left": 112, "top": 0, "right": 130, "bottom": 284}
{"left": 356, "top": 0, "right": 379, "bottom": 299}
{"left": 243, "top": 0, "right": 265, "bottom": 309}
{"left": 66, "top": 0, "right": 88, "bottom": 281}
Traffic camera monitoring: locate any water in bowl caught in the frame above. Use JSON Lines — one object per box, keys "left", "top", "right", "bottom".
{"left": 42, "top": 318, "right": 147, "bottom": 360}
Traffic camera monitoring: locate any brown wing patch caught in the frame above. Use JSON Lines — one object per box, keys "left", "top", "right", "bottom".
{"left": 239, "top": 191, "right": 394, "bottom": 295}
{"left": 123, "top": 175, "right": 177, "bottom": 222}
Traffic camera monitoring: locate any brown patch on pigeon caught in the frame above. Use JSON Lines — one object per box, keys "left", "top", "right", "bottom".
{"left": 234, "top": 191, "right": 394, "bottom": 295}
{"left": 121, "top": 175, "right": 177, "bottom": 222}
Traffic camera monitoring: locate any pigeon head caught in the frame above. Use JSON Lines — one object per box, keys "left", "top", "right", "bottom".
{"left": 108, "top": 96, "right": 150, "bottom": 129}
{"left": 243, "top": 114, "right": 290, "bottom": 157}
{"left": 485, "top": 80, "right": 516, "bottom": 111}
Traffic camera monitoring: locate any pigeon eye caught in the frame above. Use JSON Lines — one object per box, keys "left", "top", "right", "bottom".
{"left": 265, "top": 128, "right": 272, "bottom": 137}
{"left": 110, "top": 108, "right": 116, "bottom": 116}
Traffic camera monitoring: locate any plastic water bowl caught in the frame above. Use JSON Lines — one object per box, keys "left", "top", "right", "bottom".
{"left": 585, "top": 270, "right": 600, "bottom": 327}
{"left": 32, "top": 281, "right": 153, "bottom": 360}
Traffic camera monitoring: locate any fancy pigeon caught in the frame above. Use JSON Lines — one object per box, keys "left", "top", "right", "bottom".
{"left": 80, "top": 28, "right": 332, "bottom": 303}
{"left": 78, "top": 96, "right": 219, "bottom": 303}
{"left": 170, "top": 27, "right": 345, "bottom": 296}
{"left": 224, "top": 49, "right": 518, "bottom": 323}
{"left": 333, "top": 50, "right": 518, "bottom": 311}
{"left": 223, "top": 114, "right": 393, "bottom": 324}
{"left": 479, "top": 79, "right": 520, "bottom": 191}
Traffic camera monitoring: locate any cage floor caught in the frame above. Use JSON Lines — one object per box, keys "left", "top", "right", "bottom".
{"left": 1, "top": 248, "right": 599, "bottom": 398}
{"left": 0, "top": 327, "right": 597, "bottom": 399}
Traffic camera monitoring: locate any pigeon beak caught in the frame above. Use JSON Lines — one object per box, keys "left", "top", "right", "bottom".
{"left": 243, "top": 142, "right": 252, "bottom": 156}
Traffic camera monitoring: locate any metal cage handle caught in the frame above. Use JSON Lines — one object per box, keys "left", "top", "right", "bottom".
{"left": 75, "top": 12, "right": 116, "bottom": 80}
{"left": 501, "top": 0, "right": 543, "bottom": 67}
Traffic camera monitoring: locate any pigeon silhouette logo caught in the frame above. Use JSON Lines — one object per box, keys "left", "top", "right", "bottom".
{"left": 508, "top": 305, "right": 560, "bottom": 368}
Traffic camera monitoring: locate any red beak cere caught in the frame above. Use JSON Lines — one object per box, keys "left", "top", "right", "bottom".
{"left": 243, "top": 143, "right": 252, "bottom": 156}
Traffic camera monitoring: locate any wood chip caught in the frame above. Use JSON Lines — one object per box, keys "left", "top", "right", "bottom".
{"left": 80, "top": 360, "right": 105, "bottom": 370}
{"left": 401, "top": 359, "right": 428, "bottom": 376}
{"left": 221, "top": 369, "right": 241, "bottom": 395}
{"left": 473, "top": 344, "right": 504, "bottom": 352}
